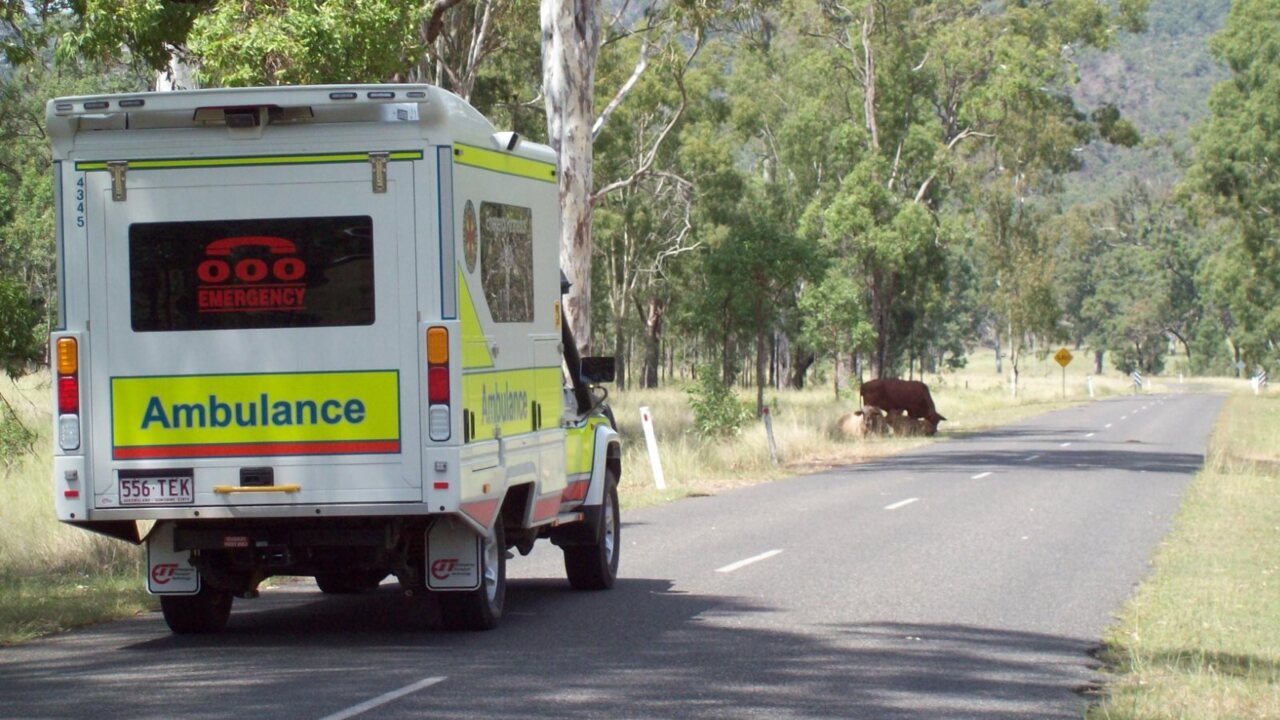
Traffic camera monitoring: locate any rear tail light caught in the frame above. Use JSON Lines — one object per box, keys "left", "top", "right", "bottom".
{"left": 426, "top": 327, "right": 450, "bottom": 441}
{"left": 55, "top": 337, "right": 80, "bottom": 451}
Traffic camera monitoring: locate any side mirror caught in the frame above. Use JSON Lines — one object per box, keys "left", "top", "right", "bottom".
{"left": 580, "top": 356, "right": 616, "bottom": 384}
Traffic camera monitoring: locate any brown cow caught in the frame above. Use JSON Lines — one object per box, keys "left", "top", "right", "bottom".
{"left": 858, "top": 378, "right": 946, "bottom": 435}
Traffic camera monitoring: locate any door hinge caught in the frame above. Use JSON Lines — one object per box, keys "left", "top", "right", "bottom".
{"left": 369, "top": 152, "right": 389, "bottom": 193}
{"left": 107, "top": 161, "right": 127, "bottom": 202}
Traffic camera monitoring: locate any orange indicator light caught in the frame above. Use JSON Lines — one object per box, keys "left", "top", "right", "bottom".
{"left": 56, "top": 338, "right": 78, "bottom": 375}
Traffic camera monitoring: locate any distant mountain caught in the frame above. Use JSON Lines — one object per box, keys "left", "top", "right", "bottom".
{"left": 1065, "top": 0, "right": 1231, "bottom": 201}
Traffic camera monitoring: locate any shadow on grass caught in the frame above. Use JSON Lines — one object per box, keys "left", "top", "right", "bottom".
{"left": 2, "top": 578, "right": 1100, "bottom": 719}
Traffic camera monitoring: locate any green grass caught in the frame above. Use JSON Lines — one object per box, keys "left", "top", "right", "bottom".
{"left": 0, "top": 373, "right": 154, "bottom": 645}
{"left": 1089, "top": 394, "right": 1280, "bottom": 719}
{"left": 0, "top": 570, "right": 153, "bottom": 646}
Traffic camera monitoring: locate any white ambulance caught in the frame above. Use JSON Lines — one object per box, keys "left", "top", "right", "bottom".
{"left": 46, "top": 84, "right": 621, "bottom": 633}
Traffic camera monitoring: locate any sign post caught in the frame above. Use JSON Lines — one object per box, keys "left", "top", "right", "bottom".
{"left": 1054, "top": 347, "right": 1073, "bottom": 399}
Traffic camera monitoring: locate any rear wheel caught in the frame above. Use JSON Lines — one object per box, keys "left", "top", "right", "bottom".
{"left": 439, "top": 522, "right": 505, "bottom": 630}
{"left": 315, "top": 570, "right": 387, "bottom": 595}
{"left": 564, "top": 470, "right": 620, "bottom": 590}
{"left": 160, "top": 584, "right": 233, "bottom": 634}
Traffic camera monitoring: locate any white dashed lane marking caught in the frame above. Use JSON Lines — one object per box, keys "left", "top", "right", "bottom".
{"left": 971, "top": 472, "right": 993, "bottom": 480}
{"left": 1024, "top": 454, "right": 1041, "bottom": 462}
{"left": 716, "top": 549, "right": 784, "bottom": 574}
{"left": 884, "top": 498, "right": 920, "bottom": 511}
{"left": 1060, "top": 442, "right": 1073, "bottom": 448}
{"left": 318, "top": 677, "right": 447, "bottom": 720}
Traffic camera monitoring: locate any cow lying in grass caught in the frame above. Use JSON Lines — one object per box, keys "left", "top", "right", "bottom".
{"left": 852, "top": 405, "right": 934, "bottom": 437}
{"left": 858, "top": 379, "right": 946, "bottom": 436}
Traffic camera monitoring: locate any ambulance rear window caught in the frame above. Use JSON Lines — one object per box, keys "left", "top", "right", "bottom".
{"left": 129, "top": 216, "right": 375, "bottom": 332}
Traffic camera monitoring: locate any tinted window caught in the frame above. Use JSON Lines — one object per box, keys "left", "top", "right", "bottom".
{"left": 479, "top": 202, "right": 533, "bottom": 323}
{"left": 130, "top": 216, "right": 374, "bottom": 332}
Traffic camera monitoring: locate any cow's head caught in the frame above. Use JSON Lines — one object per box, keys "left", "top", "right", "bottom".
{"left": 924, "top": 412, "right": 946, "bottom": 436}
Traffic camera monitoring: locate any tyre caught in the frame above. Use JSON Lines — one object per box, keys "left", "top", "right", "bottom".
{"left": 564, "top": 470, "right": 620, "bottom": 590}
{"left": 439, "top": 522, "right": 505, "bottom": 630}
{"left": 160, "top": 584, "right": 233, "bottom": 634}
{"left": 315, "top": 570, "right": 387, "bottom": 594}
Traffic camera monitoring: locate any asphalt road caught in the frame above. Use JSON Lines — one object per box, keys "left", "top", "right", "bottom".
{"left": 0, "top": 391, "right": 1223, "bottom": 719}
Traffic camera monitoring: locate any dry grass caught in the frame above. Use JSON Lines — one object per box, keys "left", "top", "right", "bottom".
{"left": 609, "top": 348, "right": 1150, "bottom": 508}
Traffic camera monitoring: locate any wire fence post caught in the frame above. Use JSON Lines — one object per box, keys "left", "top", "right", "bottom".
{"left": 762, "top": 406, "right": 778, "bottom": 466}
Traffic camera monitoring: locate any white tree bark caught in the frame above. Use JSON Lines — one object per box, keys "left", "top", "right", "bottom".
{"left": 541, "top": 0, "right": 601, "bottom": 352}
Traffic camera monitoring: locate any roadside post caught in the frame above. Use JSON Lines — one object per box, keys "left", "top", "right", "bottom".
{"left": 1131, "top": 370, "right": 1144, "bottom": 393}
{"left": 1054, "top": 348, "right": 1073, "bottom": 399}
{"left": 762, "top": 406, "right": 779, "bottom": 466}
{"left": 639, "top": 406, "right": 667, "bottom": 490}
{"left": 1087, "top": 374, "right": 1095, "bottom": 399}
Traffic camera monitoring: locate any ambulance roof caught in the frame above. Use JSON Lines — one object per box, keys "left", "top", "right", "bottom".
{"left": 45, "top": 84, "right": 552, "bottom": 164}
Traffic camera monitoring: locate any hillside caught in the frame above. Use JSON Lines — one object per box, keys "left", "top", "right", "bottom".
{"left": 1066, "top": 0, "right": 1230, "bottom": 200}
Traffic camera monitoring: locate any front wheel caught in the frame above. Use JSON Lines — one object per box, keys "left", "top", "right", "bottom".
{"left": 564, "top": 470, "right": 620, "bottom": 590}
{"left": 160, "top": 584, "right": 233, "bottom": 634}
{"left": 438, "top": 522, "right": 506, "bottom": 630}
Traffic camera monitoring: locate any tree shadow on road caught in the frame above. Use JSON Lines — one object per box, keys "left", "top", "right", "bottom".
{"left": 0, "top": 577, "right": 1105, "bottom": 719}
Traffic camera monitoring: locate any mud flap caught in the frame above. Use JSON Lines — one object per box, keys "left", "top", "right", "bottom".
{"left": 426, "top": 517, "right": 482, "bottom": 591}
{"left": 146, "top": 521, "right": 200, "bottom": 595}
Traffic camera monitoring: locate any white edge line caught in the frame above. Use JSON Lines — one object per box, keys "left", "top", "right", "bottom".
{"left": 884, "top": 497, "right": 920, "bottom": 511}
{"left": 971, "top": 472, "right": 992, "bottom": 480}
{"left": 716, "top": 549, "right": 783, "bottom": 574}
{"left": 318, "top": 677, "right": 448, "bottom": 720}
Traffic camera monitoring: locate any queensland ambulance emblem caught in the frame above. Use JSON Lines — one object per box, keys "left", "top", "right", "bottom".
{"left": 463, "top": 200, "right": 478, "bottom": 273}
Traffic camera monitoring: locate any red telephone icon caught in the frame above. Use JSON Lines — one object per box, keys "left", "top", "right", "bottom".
{"left": 198, "top": 236, "right": 305, "bottom": 284}
{"left": 204, "top": 236, "right": 297, "bottom": 256}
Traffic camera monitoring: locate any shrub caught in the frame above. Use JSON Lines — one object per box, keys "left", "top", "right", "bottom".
{"left": 687, "top": 366, "right": 752, "bottom": 438}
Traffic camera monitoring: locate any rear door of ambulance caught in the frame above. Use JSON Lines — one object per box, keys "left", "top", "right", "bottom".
{"left": 83, "top": 153, "right": 424, "bottom": 512}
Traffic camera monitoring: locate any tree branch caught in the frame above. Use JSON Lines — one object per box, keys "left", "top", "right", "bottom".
{"left": 592, "top": 35, "right": 651, "bottom": 141}
{"left": 424, "top": 0, "right": 468, "bottom": 44}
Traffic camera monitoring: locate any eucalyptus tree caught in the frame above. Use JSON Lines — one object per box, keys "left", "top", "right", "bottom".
{"left": 1186, "top": 0, "right": 1280, "bottom": 373}
{"left": 774, "top": 0, "right": 1148, "bottom": 380}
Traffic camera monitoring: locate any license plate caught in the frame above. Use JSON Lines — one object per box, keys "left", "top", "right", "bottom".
{"left": 119, "top": 474, "right": 194, "bottom": 506}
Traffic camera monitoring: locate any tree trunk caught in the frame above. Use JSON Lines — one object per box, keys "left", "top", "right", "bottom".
{"left": 789, "top": 349, "right": 815, "bottom": 389}
{"left": 641, "top": 296, "right": 664, "bottom": 388}
{"left": 612, "top": 320, "right": 626, "bottom": 390}
{"left": 541, "top": 0, "right": 600, "bottom": 354}
{"left": 1094, "top": 349, "right": 1103, "bottom": 375}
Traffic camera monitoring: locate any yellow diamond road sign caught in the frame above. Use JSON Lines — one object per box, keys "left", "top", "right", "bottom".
{"left": 1054, "top": 348, "right": 1073, "bottom": 368}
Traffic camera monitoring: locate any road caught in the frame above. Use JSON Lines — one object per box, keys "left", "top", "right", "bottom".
{"left": 0, "top": 392, "right": 1222, "bottom": 719}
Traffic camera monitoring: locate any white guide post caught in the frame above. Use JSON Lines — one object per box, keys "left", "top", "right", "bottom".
{"left": 639, "top": 406, "right": 666, "bottom": 490}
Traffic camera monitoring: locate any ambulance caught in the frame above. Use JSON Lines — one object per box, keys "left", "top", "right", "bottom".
{"left": 46, "top": 84, "right": 621, "bottom": 633}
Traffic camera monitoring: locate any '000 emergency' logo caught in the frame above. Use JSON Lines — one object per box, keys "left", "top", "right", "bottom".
{"left": 197, "top": 236, "right": 307, "bottom": 313}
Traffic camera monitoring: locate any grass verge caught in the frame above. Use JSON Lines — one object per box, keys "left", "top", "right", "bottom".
{"left": 1089, "top": 394, "right": 1280, "bottom": 719}
{"left": 0, "top": 570, "right": 153, "bottom": 646}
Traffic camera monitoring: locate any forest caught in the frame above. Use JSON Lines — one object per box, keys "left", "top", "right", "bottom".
{"left": 0, "top": 0, "right": 1276, "bottom": 418}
